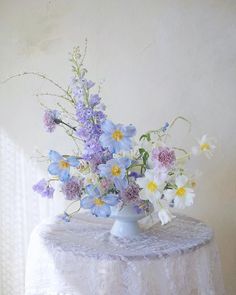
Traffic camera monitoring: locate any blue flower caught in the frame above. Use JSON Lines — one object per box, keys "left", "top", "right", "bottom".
{"left": 100, "top": 120, "right": 136, "bottom": 153}
{"left": 98, "top": 158, "right": 131, "bottom": 190}
{"left": 80, "top": 184, "right": 119, "bottom": 217}
{"left": 48, "top": 150, "right": 80, "bottom": 182}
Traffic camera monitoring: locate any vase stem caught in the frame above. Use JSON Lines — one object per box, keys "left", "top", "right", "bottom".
{"left": 111, "top": 219, "right": 141, "bottom": 238}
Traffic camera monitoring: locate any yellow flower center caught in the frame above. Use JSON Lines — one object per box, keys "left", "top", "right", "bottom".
{"left": 112, "top": 130, "right": 124, "bottom": 141}
{"left": 200, "top": 143, "right": 210, "bottom": 151}
{"left": 111, "top": 165, "right": 121, "bottom": 176}
{"left": 176, "top": 187, "right": 186, "bottom": 197}
{"left": 94, "top": 198, "right": 105, "bottom": 206}
{"left": 147, "top": 181, "right": 158, "bottom": 192}
{"left": 59, "top": 160, "right": 70, "bottom": 169}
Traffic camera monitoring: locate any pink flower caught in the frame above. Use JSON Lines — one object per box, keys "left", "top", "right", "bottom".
{"left": 152, "top": 147, "right": 176, "bottom": 169}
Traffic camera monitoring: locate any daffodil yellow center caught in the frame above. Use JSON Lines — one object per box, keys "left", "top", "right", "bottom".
{"left": 94, "top": 198, "right": 105, "bottom": 206}
{"left": 147, "top": 181, "right": 158, "bottom": 192}
{"left": 176, "top": 187, "right": 186, "bottom": 197}
{"left": 59, "top": 160, "right": 70, "bottom": 169}
{"left": 111, "top": 165, "right": 121, "bottom": 176}
{"left": 112, "top": 130, "right": 123, "bottom": 141}
{"left": 200, "top": 143, "right": 210, "bottom": 151}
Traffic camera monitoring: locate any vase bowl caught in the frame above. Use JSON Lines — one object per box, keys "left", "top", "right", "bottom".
{"left": 110, "top": 205, "right": 147, "bottom": 238}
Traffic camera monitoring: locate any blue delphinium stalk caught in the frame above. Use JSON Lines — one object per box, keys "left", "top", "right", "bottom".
{"left": 99, "top": 120, "right": 136, "bottom": 154}
{"left": 98, "top": 158, "right": 131, "bottom": 190}
{"left": 48, "top": 150, "right": 80, "bottom": 182}
{"left": 80, "top": 184, "right": 119, "bottom": 217}
{"left": 75, "top": 92, "right": 107, "bottom": 168}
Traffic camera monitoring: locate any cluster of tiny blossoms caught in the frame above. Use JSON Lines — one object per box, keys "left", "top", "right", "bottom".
{"left": 33, "top": 46, "right": 216, "bottom": 224}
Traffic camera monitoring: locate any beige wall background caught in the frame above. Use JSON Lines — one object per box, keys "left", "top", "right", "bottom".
{"left": 0, "top": 0, "right": 235, "bottom": 293}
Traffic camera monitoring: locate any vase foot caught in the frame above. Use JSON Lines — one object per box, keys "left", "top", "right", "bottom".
{"left": 111, "top": 220, "right": 141, "bottom": 238}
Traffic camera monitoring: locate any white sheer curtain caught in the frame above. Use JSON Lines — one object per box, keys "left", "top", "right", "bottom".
{"left": 0, "top": 129, "right": 55, "bottom": 295}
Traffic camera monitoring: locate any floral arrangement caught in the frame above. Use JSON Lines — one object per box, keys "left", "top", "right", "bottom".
{"left": 31, "top": 45, "right": 216, "bottom": 225}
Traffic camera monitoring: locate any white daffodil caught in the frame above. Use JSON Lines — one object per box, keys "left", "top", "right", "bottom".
{"left": 158, "top": 208, "right": 175, "bottom": 225}
{"left": 164, "top": 175, "right": 195, "bottom": 209}
{"left": 136, "top": 169, "right": 166, "bottom": 211}
{"left": 192, "top": 134, "right": 216, "bottom": 159}
{"left": 84, "top": 172, "right": 99, "bottom": 186}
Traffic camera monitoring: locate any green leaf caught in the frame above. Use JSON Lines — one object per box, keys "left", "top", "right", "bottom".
{"left": 139, "top": 133, "right": 151, "bottom": 142}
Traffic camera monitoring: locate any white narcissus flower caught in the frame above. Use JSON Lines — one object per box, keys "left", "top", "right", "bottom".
{"left": 158, "top": 208, "right": 175, "bottom": 225}
{"left": 136, "top": 169, "right": 166, "bottom": 211}
{"left": 192, "top": 134, "right": 216, "bottom": 159}
{"left": 84, "top": 173, "right": 99, "bottom": 186}
{"left": 164, "top": 175, "right": 195, "bottom": 209}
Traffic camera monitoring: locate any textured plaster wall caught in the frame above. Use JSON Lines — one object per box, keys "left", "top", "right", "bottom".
{"left": 0, "top": 0, "right": 235, "bottom": 293}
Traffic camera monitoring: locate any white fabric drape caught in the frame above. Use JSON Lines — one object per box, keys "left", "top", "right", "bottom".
{"left": 0, "top": 129, "right": 55, "bottom": 295}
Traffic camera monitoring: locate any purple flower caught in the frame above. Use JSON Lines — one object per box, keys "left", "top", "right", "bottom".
{"left": 133, "top": 201, "right": 151, "bottom": 214}
{"left": 120, "top": 181, "right": 140, "bottom": 203}
{"left": 33, "top": 179, "right": 54, "bottom": 198}
{"left": 152, "top": 147, "right": 176, "bottom": 169}
{"left": 89, "top": 94, "right": 100, "bottom": 106}
{"left": 43, "top": 110, "right": 60, "bottom": 133}
{"left": 162, "top": 122, "right": 169, "bottom": 132}
{"left": 86, "top": 80, "right": 95, "bottom": 89}
{"left": 61, "top": 176, "right": 82, "bottom": 200}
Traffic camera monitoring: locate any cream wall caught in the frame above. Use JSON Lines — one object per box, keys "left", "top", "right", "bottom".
{"left": 0, "top": 0, "right": 235, "bottom": 293}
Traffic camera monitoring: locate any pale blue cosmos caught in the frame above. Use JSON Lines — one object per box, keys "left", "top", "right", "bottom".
{"left": 48, "top": 150, "right": 80, "bottom": 182}
{"left": 98, "top": 158, "right": 131, "bottom": 190}
{"left": 99, "top": 120, "right": 136, "bottom": 153}
{"left": 80, "top": 184, "right": 119, "bottom": 217}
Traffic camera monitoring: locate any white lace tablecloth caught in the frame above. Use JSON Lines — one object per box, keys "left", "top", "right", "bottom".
{"left": 25, "top": 214, "right": 225, "bottom": 295}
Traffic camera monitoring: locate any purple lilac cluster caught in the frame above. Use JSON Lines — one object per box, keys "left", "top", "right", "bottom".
{"left": 61, "top": 176, "right": 82, "bottom": 200}
{"left": 152, "top": 147, "right": 176, "bottom": 169}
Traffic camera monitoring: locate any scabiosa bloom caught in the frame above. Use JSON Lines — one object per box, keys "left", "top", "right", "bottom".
{"left": 120, "top": 181, "right": 140, "bottom": 203}
{"left": 100, "top": 120, "right": 136, "bottom": 153}
{"left": 98, "top": 158, "right": 131, "bottom": 190}
{"left": 152, "top": 147, "right": 176, "bottom": 170}
{"left": 80, "top": 184, "right": 119, "bottom": 217}
{"left": 33, "top": 179, "right": 54, "bottom": 198}
{"left": 61, "top": 176, "right": 82, "bottom": 200}
{"left": 48, "top": 150, "right": 80, "bottom": 182}
{"left": 43, "top": 110, "right": 60, "bottom": 133}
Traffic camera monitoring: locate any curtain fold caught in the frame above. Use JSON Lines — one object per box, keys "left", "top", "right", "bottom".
{"left": 0, "top": 129, "right": 54, "bottom": 295}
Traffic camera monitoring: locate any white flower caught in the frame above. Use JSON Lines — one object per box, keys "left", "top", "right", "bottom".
{"left": 164, "top": 175, "right": 195, "bottom": 209}
{"left": 158, "top": 208, "right": 175, "bottom": 225}
{"left": 84, "top": 173, "right": 99, "bottom": 186}
{"left": 192, "top": 134, "right": 216, "bottom": 159}
{"left": 136, "top": 169, "right": 166, "bottom": 211}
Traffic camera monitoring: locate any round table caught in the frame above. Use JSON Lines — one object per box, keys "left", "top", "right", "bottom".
{"left": 25, "top": 214, "right": 225, "bottom": 295}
